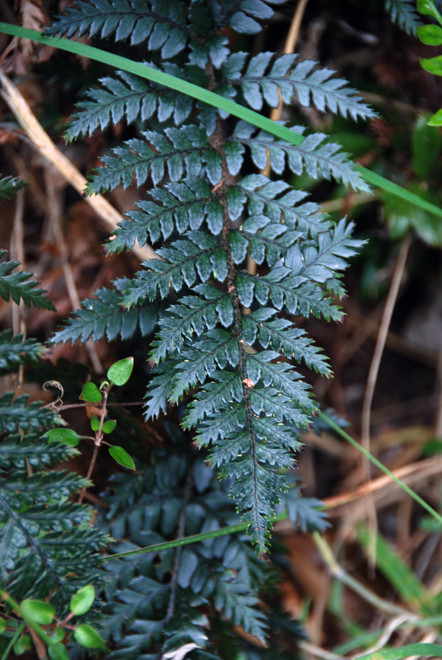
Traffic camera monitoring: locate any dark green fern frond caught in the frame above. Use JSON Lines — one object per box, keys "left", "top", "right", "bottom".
{"left": 235, "top": 175, "right": 332, "bottom": 237}
{"left": 45, "top": 0, "right": 188, "bottom": 57}
{"left": 222, "top": 51, "right": 377, "bottom": 120}
{"left": 385, "top": 0, "right": 422, "bottom": 34}
{"left": 0, "top": 330, "right": 45, "bottom": 374}
{"left": 0, "top": 175, "right": 27, "bottom": 200}
{"left": 88, "top": 125, "right": 219, "bottom": 193}
{"left": 0, "top": 393, "right": 62, "bottom": 434}
{"left": 66, "top": 69, "right": 193, "bottom": 141}
{"left": 108, "top": 178, "right": 218, "bottom": 252}
{"left": 99, "top": 445, "right": 277, "bottom": 657}
{"left": 51, "top": 278, "right": 157, "bottom": 344}
{"left": 231, "top": 122, "right": 370, "bottom": 192}
{"left": 0, "top": 250, "right": 55, "bottom": 310}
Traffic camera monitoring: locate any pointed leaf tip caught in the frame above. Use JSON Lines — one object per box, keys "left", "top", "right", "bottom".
{"left": 107, "top": 356, "right": 134, "bottom": 385}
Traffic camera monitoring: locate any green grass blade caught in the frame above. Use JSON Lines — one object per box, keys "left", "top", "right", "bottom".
{"left": 0, "top": 23, "right": 442, "bottom": 219}
{"left": 356, "top": 643, "right": 442, "bottom": 659}
{"left": 356, "top": 525, "right": 438, "bottom": 615}
{"left": 318, "top": 410, "right": 442, "bottom": 525}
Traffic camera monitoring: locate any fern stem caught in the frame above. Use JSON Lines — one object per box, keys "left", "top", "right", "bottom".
{"left": 0, "top": 24, "right": 441, "bottom": 219}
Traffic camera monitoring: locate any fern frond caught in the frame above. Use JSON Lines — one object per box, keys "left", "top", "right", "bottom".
{"left": 0, "top": 330, "right": 45, "bottom": 374}
{"left": 223, "top": 51, "right": 377, "bottom": 120}
{"left": 216, "top": 0, "right": 287, "bottom": 35}
{"left": 235, "top": 270, "right": 342, "bottom": 321}
{"left": 0, "top": 393, "right": 62, "bottom": 434}
{"left": 151, "top": 288, "right": 233, "bottom": 362}
{"left": 100, "top": 444, "right": 271, "bottom": 656}
{"left": 170, "top": 329, "right": 240, "bottom": 401}
{"left": 0, "top": 250, "right": 55, "bottom": 310}
{"left": 51, "top": 278, "right": 157, "bottom": 344}
{"left": 123, "top": 234, "right": 227, "bottom": 305}
{"left": 108, "top": 178, "right": 218, "bottom": 252}
{"left": 236, "top": 175, "right": 332, "bottom": 237}
{"left": 385, "top": 0, "right": 422, "bottom": 34}
{"left": 285, "top": 218, "right": 366, "bottom": 284}
{"left": 45, "top": 0, "right": 188, "bottom": 57}
{"left": 66, "top": 70, "right": 193, "bottom": 141}
{"left": 0, "top": 435, "right": 76, "bottom": 471}
{"left": 241, "top": 309, "right": 331, "bottom": 376}
{"left": 0, "top": 175, "right": 27, "bottom": 199}
{"left": 232, "top": 123, "right": 370, "bottom": 192}
{"left": 88, "top": 125, "right": 219, "bottom": 193}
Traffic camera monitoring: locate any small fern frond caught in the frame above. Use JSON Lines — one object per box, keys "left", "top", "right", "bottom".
{"left": 0, "top": 175, "right": 27, "bottom": 199}
{"left": 216, "top": 0, "right": 287, "bottom": 35}
{"left": 231, "top": 123, "right": 370, "bottom": 192}
{"left": 88, "top": 126, "right": 219, "bottom": 193}
{"left": 223, "top": 51, "right": 377, "bottom": 120}
{"left": 236, "top": 174, "right": 332, "bottom": 237}
{"left": 0, "top": 436, "right": 76, "bottom": 471}
{"left": 51, "top": 279, "right": 157, "bottom": 344}
{"left": 123, "top": 234, "right": 227, "bottom": 305}
{"left": 45, "top": 0, "right": 188, "bottom": 57}
{"left": 241, "top": 310, "right": 331, "bottom": 376}
{"left": 100, "top": 444, "right": 273, "bottom": 656}
{"left": 66, "top": 70, "right": 193, "bottom": 141}
{"left": 0, "top": 393, "right": 62, "bottom": 434}
{"left": 108, "top": 178, "right": 217, "bottom": 252}
{"left": 0, "top": 250, "right": 55, "bottom": 310}
{"left": 385, "top": 0, "right": 422, "bottom": 34}
{"left": 0, "top": 330, "right": 45, "bottom": 374}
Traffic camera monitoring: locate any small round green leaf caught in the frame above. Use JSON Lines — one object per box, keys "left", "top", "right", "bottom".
{"left": 81, "top": 382, "right": 102, "bottom": 403}
{"left": 74, "top": 624, "right": 106, "bottom": 650}
{"left": 70, "top": 585, "right": 95, "bottom": 616}
{"left": 48, "top": 643, "right": 69, "bottom": 660}
{"left": 107, "top": 357, "right": 134, "bottom": 386}
{"left": 108, "top": 445, "right": 136, "bottom": 470}
{"left": 102, "top": 419, "right": 116, "bottom": 434}
{"left": 21, "top": 599, "right": 55, "bottom": 625}
{"left": 45, "top": 428, "right": 80, "bottom": 447}
{"left": 90, "top": 416, "right": 100, "bottom": 432}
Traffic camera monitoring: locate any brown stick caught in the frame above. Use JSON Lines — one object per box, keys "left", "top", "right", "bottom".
{"left": 0, "top": 68, "right": 157, "bottom": 262}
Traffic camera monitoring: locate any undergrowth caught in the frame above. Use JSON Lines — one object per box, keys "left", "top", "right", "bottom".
{"left": 0, "top": 1, "right": 441, "bottom": 659}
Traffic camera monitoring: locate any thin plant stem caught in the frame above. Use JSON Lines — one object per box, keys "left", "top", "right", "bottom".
{"left": 0, "top": 622, "right": 26, "bottom": 660}
{"left": 360, "top": 236, "right": 411, "bottom": 565}
{"left": 318, "top": 410, "right": 442, "bottom": 524}
{"left": 312, "top": 532, "right": 413, "bottom": 617}
{"left": 78, "top": 388, "right": 108, "bottom": 504}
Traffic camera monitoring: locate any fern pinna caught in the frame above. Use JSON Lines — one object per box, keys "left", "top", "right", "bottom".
{"left": 48, "top": 0, "right": 373, "bottom": 552}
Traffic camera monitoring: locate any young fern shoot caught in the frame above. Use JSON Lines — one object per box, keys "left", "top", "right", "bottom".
{"left": 49, "top": 0, "right": 371, "bottom": 552}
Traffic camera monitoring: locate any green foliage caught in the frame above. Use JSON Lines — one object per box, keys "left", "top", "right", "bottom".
{"left": 0, "top": 330, "right": 44, "bottom": 374}
{"left": 385, "top": 0, "right": 422, "bottom": 34}
{"left": 416, "top": 0, "right": 442, "bottom": 125}
{"left": 52, "top": 278, "right": 157, "bottom": 344}
{"left": 98, "top": 435, "right": 309, "bottom": 658}
{"left": 49, "top": 0, "right": 368, "bottom": 553}
{"left": 0, "top": 250, "right": 55, "bottom": 310}
{"left": 0, "top": 176, "right": 27, "bottom": 199}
